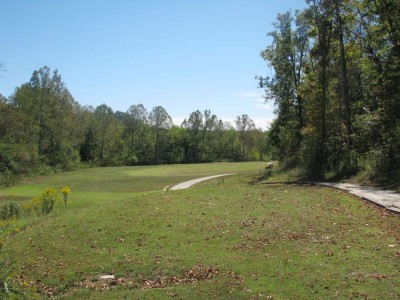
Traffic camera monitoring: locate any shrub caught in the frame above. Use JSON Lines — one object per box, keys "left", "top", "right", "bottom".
{"left": 0, "top": 170, "right": 18, "bottom": 187}
{"left": 0, "top": 203, "right": 21, "bottom": 221}
{"left": 61, "top": 186, "right": 71, "bottom": 207}
{"left": 22, "top": 188, "right": 63, "bottom": 217}
{"left": 22, "top": 197, "right": 41, "bottom": 216}
{"left": 40, "top": 188, "right": 58, "bottom": 215}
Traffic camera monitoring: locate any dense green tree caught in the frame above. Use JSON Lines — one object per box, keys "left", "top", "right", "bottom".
{"left": 123, "top": 104, "right": 149, "bottom": 165}
{"left": 222, "top": 123, "right": 242, "bottom": 161}
{"left": 0, "top": 100, "right": 38, "bottom": 185}
{"left": 258, "top": 10, "right": 309, "bottom": 168}
{"left": 11, "top": 66, "right": 79, "bottom": 170}
{"left": 1, "top": 66, "right": 267, "bottom": 185}
{"left": 235, "top": 114, "right": 256, "bottom": 161}
{"left": 80, "top": 124, "right": 97, "bottom": 163}
{"left": 149, "top": 106, "right": 173, "bottom": 164}
{"left": 163, "top": 126, "right": 186, "bottom": 164}
{"left": 92, "top": 104, "right": 125, "bottom": 166}
{"left": 252, "top": 129, "right": 268, "bottom": 161}
{"left": 260, "top": 0, "right": 400, "bottom": 183}
{"left": 357, "top": 0, "right": 400, "bottom": 181}
{"left": 181, "top": 110, "right": 220, "bottom": 163}
{"left": 183, "top": 110, "right": 204, "bottom": 163}
{"left": 201, "top": 110, "right": 219, "bottom": 161}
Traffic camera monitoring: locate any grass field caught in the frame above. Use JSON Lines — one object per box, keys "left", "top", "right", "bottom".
{"left": 0, "top": 162, "right": 266, "bottom": 201}
{"left": 1, "top": 162, "right": 400, "bottom": 299}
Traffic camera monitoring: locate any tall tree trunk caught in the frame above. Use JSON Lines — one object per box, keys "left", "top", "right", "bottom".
{"left": 291, "top": 54, "right": 304, "bottom": 130}
{"left": 319, "top": 53, "right": 328, "bottom": 176}
{"left": 38, "top": 89, "right": 46, "bottom": 156}
{"left": 313, "top": 0, "right": 332, "bottom": 177}
{"left": 130, "top": 131, "right": 134, "bottom": 159}
{"left": 154, "top": 131, "right": 159, "bottom": 164}
{"left": 335, "top": 0, "right": 353, "bottom": 157}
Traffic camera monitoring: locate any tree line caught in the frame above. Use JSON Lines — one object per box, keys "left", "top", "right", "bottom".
{"left": 258, "top": 0, "right": 400, "bottom": 184}
{"left": 0, "top": 66, "right": 267, "bottom": 185}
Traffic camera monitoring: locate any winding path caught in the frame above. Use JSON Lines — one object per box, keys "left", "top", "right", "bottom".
{"left": 169, "top": 173, "right": 236, "bottom": 190}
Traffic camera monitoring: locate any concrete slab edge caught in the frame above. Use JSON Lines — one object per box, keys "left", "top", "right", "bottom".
{"left": 318, "top": 182, "right": 400, "bottom": 214}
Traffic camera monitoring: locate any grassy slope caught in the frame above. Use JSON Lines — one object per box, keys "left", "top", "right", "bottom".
{"left": 0, "top": 162, "right": 265, "bottom": 202}
{"left": 1, "top": 162, "right": 400, "bottom": 299}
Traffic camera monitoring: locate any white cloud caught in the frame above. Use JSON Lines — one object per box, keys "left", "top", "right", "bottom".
{"left": 232, "top": 90, "right": 272, "bottom": 111}
{"left": 252, "top": 117, "right": 274, "bottom": 130}
{"left": 172, "top": 117, "right": 186, "bottom": 126}
{"left": 172, "top": 116, "right": 274, "bottom": 130}
{"left": 233, "top": 91, "right": 262, "bottom": 99}
{"left": 255, "top": 103, "right": 273, "bottom": 110}
{"left": 221, "top": 117, "right": 274, "bottom": 131}
{"left": 220, "top": 117, "right": 235, "bottom": 127}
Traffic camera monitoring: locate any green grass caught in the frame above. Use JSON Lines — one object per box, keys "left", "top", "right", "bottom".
{"left": 1, "top": 162, "right": 400, "bottom": 299}
{"left": 0, "top": 162, "right": 266, "bottom": 202}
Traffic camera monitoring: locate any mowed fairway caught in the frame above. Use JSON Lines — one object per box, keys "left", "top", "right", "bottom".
{"left": 1, "top": 162, "right": 400, "bottom": 299}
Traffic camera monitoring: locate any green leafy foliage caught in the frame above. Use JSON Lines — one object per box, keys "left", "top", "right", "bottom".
{"left": 61, "top": 186, "right": 71, "bottom": 207}
{"left": 1, "top": 67, "right": 267, "bottom": 186}
{"left": 40, "top": 188, "right": 58, "bottom": 215}
{"left": 21, "top": 187, "right": 68, "bottom": 216}
{"left": 0, "top": 203, "right": 20, "bottom": 221}
{"left": 260, "top": 0, "right": 400, "bottom": 185}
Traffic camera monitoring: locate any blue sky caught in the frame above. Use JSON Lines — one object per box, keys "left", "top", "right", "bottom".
{"left": 1, "top": 0, "right": 306, "bottom": 129}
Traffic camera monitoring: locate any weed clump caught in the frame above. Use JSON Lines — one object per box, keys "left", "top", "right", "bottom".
{"left": 61, "top": 186, "right": 71, "bottom": 207}
{"left": 22, "top": 187, "right": 72, "bottom": 217}
{"left": 0, "top": 202, "right": 20, "bottom": 221}
{"left": 23, "top": 188, "right": 59, "bottom": 216}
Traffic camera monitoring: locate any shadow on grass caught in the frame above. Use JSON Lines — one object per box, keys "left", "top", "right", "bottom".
{"left": 251, "top": 166, "right": 400, "bottom": 198}
{"left": 249, "top": 167, "right": 309, "bottom": 185}
{"left": 369, "top": 171, "right": 400, "bottom": 191}
{"left": 0, "top": 195, "right": 31, "bottom": 203}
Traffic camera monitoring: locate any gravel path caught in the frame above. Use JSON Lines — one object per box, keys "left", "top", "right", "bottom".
{"left": 169, "top": 173, "right": 236, "bottom": 190}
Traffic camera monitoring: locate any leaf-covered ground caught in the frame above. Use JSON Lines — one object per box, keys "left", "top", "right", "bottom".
{"left": 1, "top": 165, "right": 400, "bottom": 299}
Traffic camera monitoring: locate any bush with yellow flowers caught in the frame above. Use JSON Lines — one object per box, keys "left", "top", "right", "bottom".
{"left": 61, "top": 186, "right": 71, "bottom": 207}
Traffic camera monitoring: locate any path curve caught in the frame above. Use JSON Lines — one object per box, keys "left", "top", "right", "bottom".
{"left": 169, "top": 173, "right": 236, "bottom": 190}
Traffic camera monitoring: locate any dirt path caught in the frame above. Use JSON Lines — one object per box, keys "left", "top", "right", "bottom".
{"left": 169, "top": 173, "right": 236, "bottom": 190}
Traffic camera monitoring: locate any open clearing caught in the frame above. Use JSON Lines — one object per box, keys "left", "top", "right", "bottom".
{"left": 1, "top": 162, "right": 400, "bottom": 299}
